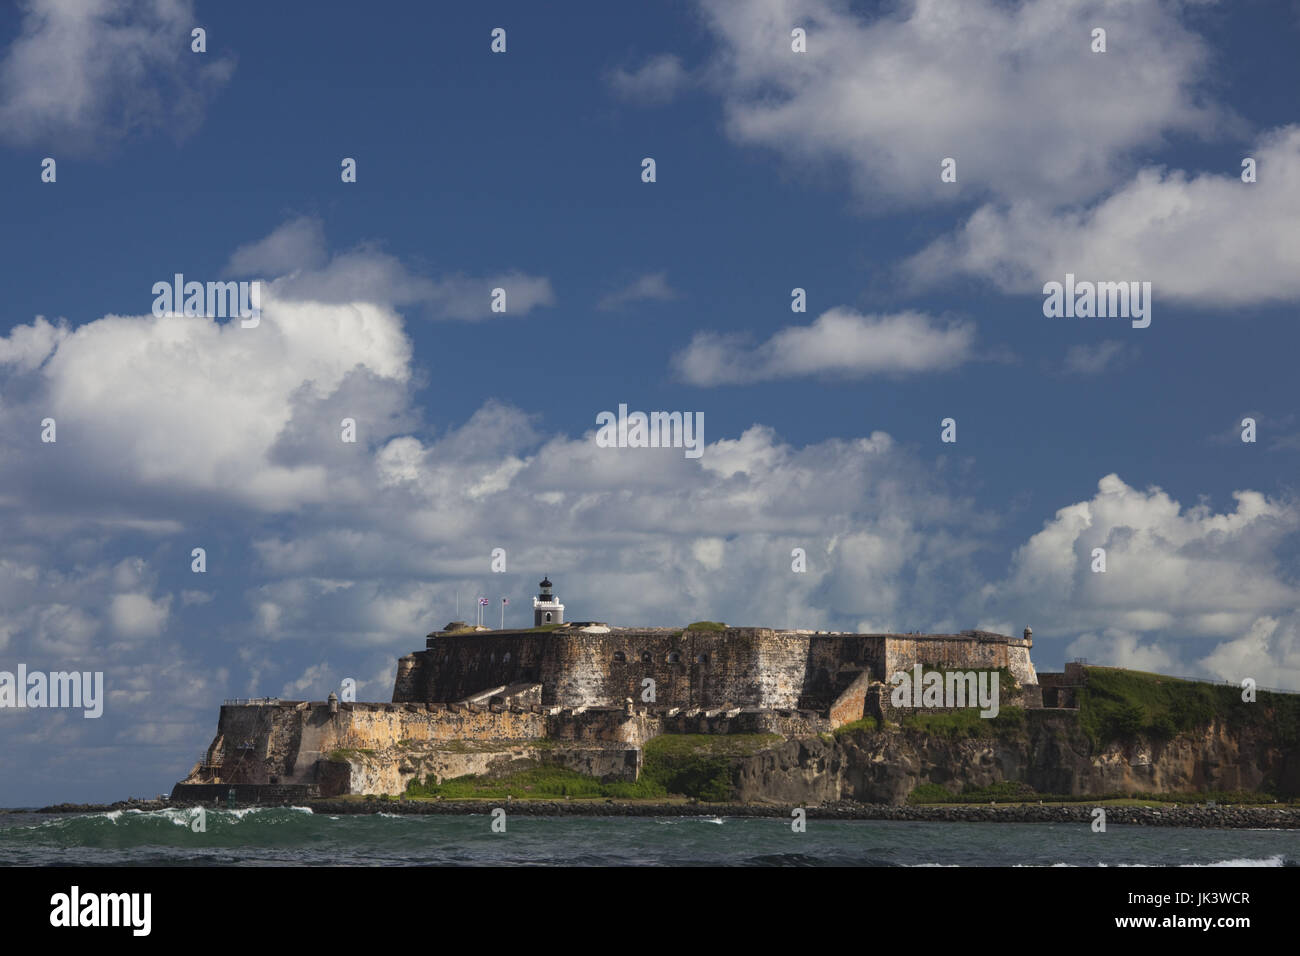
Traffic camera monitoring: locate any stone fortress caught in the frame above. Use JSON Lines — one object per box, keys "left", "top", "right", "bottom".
{"left": 174, "top": 577, "right": 1068, "bottom": 802}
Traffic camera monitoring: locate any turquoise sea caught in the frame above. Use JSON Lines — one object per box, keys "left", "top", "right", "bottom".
{"left": 1, "top": 807, "right": 1297, "bottom": 866}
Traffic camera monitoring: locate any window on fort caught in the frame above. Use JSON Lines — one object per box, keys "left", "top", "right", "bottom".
{"left": 667, "top": 652, "right": 681, "bottom": 663}
{"left": 503, "top": 652, "right": 511, "bottom": 664}
{"left": 545, "top": 612, "right": 552, "bottom": 622}
{"left": 641, "top": 652, "right": 652, "bottom": 663}
{"left": 613, "top": 652, "right": 626, "bottom": 662}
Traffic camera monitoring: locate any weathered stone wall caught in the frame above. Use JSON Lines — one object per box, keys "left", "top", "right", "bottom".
{"left": 396, "top": 633, "right": 551, "bottom": 703}
{"left": 546, "top": 707, "right": 654, "bottom": 746}
{"left": 397, "top": 626, "right": 822, "bottom": 711}
{"left": 539, "top": 628, "right": 808, "bottom": 711}
{"left": 395, "top": 626, "right": 1036, "bottom": 713}
{"left": 800, "top": 635, "right": 886, "bottom": 710}
{"left": 829, "top": 670, "right": 872, "bottom": 728}
{"left": 883, "top": 633, "right": 1039, "bottom": 689}
{"left": 185, "top": 701, "right": 549, "bottom": 787}
{"left": 1039, "top": 666, "right": 1086, "bottom": 708}
{"left": 652, "top": 708, "right": 829, "bottom": 737}
{"left": 181, "top": 699, "right": 659, "bottom": 795}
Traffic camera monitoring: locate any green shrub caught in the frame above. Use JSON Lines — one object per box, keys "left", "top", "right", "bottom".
{"left": 907, "top": 783, "right": 956, "bottom": 804}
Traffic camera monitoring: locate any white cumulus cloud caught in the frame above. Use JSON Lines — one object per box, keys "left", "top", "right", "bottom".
{"left": 906, "top": 125, "right": 1300, "bottom": 307}
{"left": 0, "top": 0, "right": 235, "bottom": 150}
{"left": 698, "top": 0, "right": 1226, "bottom": 207}
{"left": 674, "top": 308, "right": 976, "bottom": 384}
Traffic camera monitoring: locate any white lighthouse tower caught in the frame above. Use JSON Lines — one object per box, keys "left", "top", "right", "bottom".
{"left": 533, "top": 576, "right": 564, "bottom": 627}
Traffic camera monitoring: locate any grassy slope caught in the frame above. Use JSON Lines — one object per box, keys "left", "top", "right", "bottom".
{"left": 401, "top": 668, "right": 1299, "bottom": 804}
{"left": 403, "top": 733, "right": 782, "bottom": 802}
{"left": 1077, "top": 666, "right": 1299, "bottom": 749}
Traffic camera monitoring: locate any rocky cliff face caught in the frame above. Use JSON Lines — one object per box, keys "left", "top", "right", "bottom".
{"left": 729, "top": 715, "right": 1300, "bottom": 805}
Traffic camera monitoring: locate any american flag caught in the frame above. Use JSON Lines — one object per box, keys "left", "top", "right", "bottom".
{"left": 478, "top": 597, "right": 489, "bottom": 606}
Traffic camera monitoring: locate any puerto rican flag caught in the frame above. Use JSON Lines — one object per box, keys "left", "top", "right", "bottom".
{"left": 479, "top": 597, "right": 489, "bottom": 606}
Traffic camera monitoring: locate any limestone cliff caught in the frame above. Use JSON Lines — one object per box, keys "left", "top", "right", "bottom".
{"left": 728, "top": 714, "right": 1300, "bottom": 804}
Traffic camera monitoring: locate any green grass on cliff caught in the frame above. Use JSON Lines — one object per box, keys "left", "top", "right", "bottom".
{"left": 1077, "top": 667, "right": 1300, "bottom": 748}
{"left": 685, "top": 621, "right": 727, "bottom": 631}
{"left": 899, "top": 707, "right": 1026, "bottom": 739}
{"left": 401, "top": 734, "right": 783, "bottom": 802}
{"left": 833, "top": 717, "right": 878, "bottom": 736}
{"left": 405, "top": 767, "right": 668, "bottom": 800}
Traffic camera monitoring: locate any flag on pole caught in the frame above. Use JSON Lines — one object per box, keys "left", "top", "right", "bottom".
{"left": 479, "top": 598, "right": 489, "bottom": 606}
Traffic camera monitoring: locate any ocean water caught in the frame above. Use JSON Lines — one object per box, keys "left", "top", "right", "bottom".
{"left": 1, "top": 807, "right": 1297, "bottom": 866}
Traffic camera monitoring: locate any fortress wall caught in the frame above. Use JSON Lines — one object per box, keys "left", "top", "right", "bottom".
{"left": 753, "top": 632, "right": 816, "bottom": 709}
{"left": 199, "top": 704, "right": 313, "bottom": 784}
{"left": 210, "top": 704, "right": 277, "bottom": 761}
{"left": 394, "top": 633, "right": 551, "bottom": 703}
{"left": 539, "top": 632, "right": 629, "bottom": 707}
{"left": 546, "top": 708, "right": 656, "bottom": 746}
{"left": 883, "top": 635, "right": 1039, "bottom": 689}
{"left": 540, "top": 628, "right": 809, "bottom": 710}
{"left": 190, "top": 702, "right": 549, "bottom": 787}
{"left": 307, "top": 703, "right": 546, "bottom": 758}
{"left": 391, "top": 628, "right": 1040, "bottom": 712}
{"left": 653, "top": 709, "right": 829, "bottom": 737}
{"left": 800, "top": 635, "right": 886, "bottom": 708}
{"left": 392, "top": 655, "right": 419, "bottom": 700}
{"left": 829, "top": 670, "right": 873, "bottom": 728}
{"left": 689, "top": 629, "right": 761, "bottom": 708}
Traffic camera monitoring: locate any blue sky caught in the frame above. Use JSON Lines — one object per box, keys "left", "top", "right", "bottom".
{"left": 1, "top": 0, "right": 1299, "bottom": 806}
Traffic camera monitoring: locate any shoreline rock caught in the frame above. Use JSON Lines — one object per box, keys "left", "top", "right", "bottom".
{"left": 14, "top": 798, "right": 1298, "bottom": 829}
{"left": 23, "top": 799, "right": 171, "bottom": 814}
{"left": 296, "top": 798, "right": 1300, "bottom": 829}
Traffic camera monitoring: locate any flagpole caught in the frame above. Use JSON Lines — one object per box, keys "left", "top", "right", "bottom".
{"left": 500, "top": 599, "right": 505, "bottom": 630}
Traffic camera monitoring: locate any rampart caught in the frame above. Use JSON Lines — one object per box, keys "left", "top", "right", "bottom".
{"left": 177, "top": 622, "right": 1045, "bottom": 800}
{"left": 395, "top": 625, "right": 1038, "bottom": 714}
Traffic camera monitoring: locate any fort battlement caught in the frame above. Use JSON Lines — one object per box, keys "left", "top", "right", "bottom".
{"left": 394, "top": 624, "right": 1038, "bottom": 713}
{"left": 174, "top": 578, "right": 1047, "bottom": 801}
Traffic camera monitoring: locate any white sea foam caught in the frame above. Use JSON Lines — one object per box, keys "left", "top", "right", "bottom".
{"left": 1185, "top": 855, "right": 1286, "bottom": 867}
